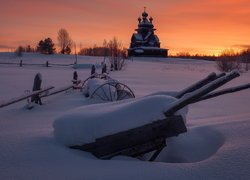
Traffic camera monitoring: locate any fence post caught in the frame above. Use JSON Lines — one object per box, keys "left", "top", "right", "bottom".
{"left": 73, "top": 71, "right": 78, "bottom": 83}
{"left": 102, "top": 64, "right": 107, "bottom": 74}
{"left": 91, "top": 65, "right": 96, "bottom": 75}
{"left": 31, "top": 73, "right": 42, "bottom": 105}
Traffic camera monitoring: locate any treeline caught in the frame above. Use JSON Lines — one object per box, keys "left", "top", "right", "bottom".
{"left": 14, "top": 28, "right": 128, "bottom": 61}
{"left": 216, "top": 49, "right": 250, "bottom": 72}
{"left": 15, "top": 28, "right": 73, "bottom": 57}
{"left": 170, "top": 52, "right": 216, "bottom": 61}
{"left": 171, "top": 49, "right": 250, "bottom": 62}
{"left": 171, "top": 49, "right": 250, "bottom": 72}
{"left": 78, "top": 39, "right": 127, "bottom": 58}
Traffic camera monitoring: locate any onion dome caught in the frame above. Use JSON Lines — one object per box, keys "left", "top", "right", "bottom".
{"left": 138, "top": 17, "right": 142, "bottom": 23}
{"left": 149, "top": 17, "right": 153, "bottom": 23}
{"left": 142, "top": 11, "right": 148, "bottom": 18}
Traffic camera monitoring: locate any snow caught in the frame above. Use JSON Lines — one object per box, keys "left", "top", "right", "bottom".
{"left": 133, "top": 33, "right": 143, "bottom": 41}
{"left": 0, "top": 52, "right": 250, "bottom": 180}
{"left": 53, "top": 95, "right": 179, "bottom": 146}
{"left": 134, "top": 49, "right": 144, "bottom": 53}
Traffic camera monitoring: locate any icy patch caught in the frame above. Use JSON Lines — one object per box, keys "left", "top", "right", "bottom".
{"left": 156, "top": 126, "right": 225, "bottom": 163}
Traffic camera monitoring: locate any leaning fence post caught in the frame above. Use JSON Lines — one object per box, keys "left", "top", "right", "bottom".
{"left": 31, "top": 73, "right": 42, "bottom": 105}
{"left": 19, "top": 60, "right": 23, "bottom": 67}
{"left": 91, "top": 65, "right": 96, "bottom": 75}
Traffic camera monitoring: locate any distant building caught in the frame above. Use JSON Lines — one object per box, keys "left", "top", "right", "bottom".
{"left": 128, "top": 9, "right": 168, "bottom": 57}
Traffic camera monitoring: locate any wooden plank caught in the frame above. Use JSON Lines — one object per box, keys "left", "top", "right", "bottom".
{"left": 0, "top": 86, "right": 54, "bottom": 108}
{"left": 70, "top": 115, "right": 187, "bottom": 159}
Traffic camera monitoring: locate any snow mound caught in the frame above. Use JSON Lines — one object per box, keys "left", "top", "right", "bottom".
{"left": 156, "top": 126, "right": 225, "bottom": 163}
{"left": 53, "top": 95, "right": 187, "bottom": 146}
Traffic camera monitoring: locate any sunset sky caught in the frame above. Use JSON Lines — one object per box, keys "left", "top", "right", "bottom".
{"left": 1, "top": 0, "right": 250, "bottom": 55}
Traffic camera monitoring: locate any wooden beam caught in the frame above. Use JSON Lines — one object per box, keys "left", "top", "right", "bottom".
{"left": 165, "top": 71, "right": 240, "bottom": 116}
{"left": 40, "top": 85, "right": 73, "bottom": 98}
{"left": 193, "top": 83, "right": 250, "bottom": 103}
{"left": 175, "top": 72, "right": 217, "bottom": 98}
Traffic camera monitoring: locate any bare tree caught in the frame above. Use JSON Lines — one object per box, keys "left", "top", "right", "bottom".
{"left": 108, "top": 37, "right": 126, "bottom": 71}
{"left": 241, "top": 48, "right": 250, "bottom": 71}
{"left": 216, "top": 49, "right": 241, "bottom": 72}
{"left": 57, "top": 28, "right": 73, "bottom": 54}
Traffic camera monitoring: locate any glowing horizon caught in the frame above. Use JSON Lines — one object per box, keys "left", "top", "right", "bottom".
{"left": 0, "top": 0, "right": 249, "bottom": 56}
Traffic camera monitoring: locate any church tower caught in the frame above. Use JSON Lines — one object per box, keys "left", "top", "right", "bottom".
{"left": 128, "top": 8, "right": 168, "bottom": 57}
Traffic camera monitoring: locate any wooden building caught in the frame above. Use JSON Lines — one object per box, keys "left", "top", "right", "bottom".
{"left": 128, "top": 9, "right": 168, "bottom": 57}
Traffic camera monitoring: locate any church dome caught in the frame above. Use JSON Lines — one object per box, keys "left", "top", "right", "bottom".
{"left": 142, "top": 11, "right": 148, "bottom": 18}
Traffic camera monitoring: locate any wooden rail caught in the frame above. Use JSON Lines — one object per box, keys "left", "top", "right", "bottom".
{"left": 40, "top": 85, "right": 73, "bottom": 98}
{"left": 0, "top": 86, "right": 54, "bottom": 108}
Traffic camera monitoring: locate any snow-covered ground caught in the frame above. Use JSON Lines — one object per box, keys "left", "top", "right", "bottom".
{"left": 0, "top": 53, "right": 249, "bottom": 180}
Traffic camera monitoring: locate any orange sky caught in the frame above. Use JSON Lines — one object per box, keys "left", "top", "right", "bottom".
{"left": 0, "top": 0, "right": 250, "bottom": 55}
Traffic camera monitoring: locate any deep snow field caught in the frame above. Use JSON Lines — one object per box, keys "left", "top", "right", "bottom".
{"left": 0, "top": 52, "right": 249, "bottom": 180}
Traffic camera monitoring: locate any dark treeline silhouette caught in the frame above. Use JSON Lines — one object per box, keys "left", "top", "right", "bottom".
{"left": 170, "top": 49, "right": 250, "bottom": 72}
{"left": 170, "top": 52, "right": 217, "bottom": 61}
{"left": 78, "top": 45, "right": 109, "bottom": 56}
{"left": 216, "top": 48, "right": 250, "bottom": 72}
{"left": 78, "top": 37, "right": 127, "bottom": 71}
{"left": 15, "top": 38, "right": 56, "bottom": 55}
{"left": 78, "top": 39, "right": 127, "bottom": 59}
{"left": 171, "top": 49, "right": 250, "bottom": 62}
{"left": 78, "top": 46, "right": 127, "bottom": 58}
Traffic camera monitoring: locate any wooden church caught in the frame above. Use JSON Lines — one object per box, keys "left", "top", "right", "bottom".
{"left": 128, "top": 9, "right": 168, "bottom": 57}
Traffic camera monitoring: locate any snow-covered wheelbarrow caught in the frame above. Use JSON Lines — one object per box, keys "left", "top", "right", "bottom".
{"left": 54, "top": 71, "right": 249, "bottom": 161}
